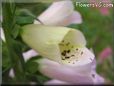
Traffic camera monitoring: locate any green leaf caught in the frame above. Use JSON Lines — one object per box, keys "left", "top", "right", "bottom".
{"left": 2, "top": 41, "right": 12, "bottom": 72}
{"left": 16, "top": 16, "right": 34, "bottom": 25}
{"left": 25, "top": 56, "right": 42, "bottom": 74}
{"left": 11, "top": 24, "right": 21, "bottom": 39}
{"left": 25, "top": 61, "right": 38, "bottom": 74}
{"left": 15, "top": 9, "right": 39, "bottom": 25}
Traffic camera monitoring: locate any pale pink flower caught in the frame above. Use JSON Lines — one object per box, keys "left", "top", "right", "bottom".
{"left": 99, "top": 7, "right": 110, "bottom": 16}
{"left": 37, "top": 58, "right": 104, "bottom": 84}
{"left": 90, "top": 0, "right": 111, "bottom": 16}
{"left": 23, "top": 49, "right": 38, "bottom": 62}
{"left": 34, "top": 0, "right": 82, "bottom": 26}
{"left": 98, "top": 46, "right": 112, "bottom": 62}
{"left": 99, "top": 0, "right": 111, "bottom": 16}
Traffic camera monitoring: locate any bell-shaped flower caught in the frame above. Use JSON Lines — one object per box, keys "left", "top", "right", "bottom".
{"left": 34, "top": 0, "right": 82, "bottom": 26}
{"left": 21, "top": 24, "right": 94, "bottom": 67}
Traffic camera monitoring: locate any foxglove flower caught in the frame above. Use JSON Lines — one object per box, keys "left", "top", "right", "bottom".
{"left": 34, "top": 0, "right": 82, "bottom": 26}
{"left": 21, "top": 24, "right": 94, "bottom": 67}
{"left": 21, "top": 24, "right": 104, "bottom": 84}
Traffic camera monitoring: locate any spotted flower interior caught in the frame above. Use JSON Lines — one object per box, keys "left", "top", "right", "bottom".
{"left": 59, "top": 41, "right": 94, "bottom": 66}
{"left": 59, "top": 30, "right": 94, "bottom": 66}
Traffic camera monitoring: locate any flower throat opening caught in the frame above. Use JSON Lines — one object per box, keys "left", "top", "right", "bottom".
{"left": 59, "top": 40, "right": 84, "bottom": 65}
{"left": 58, "top": 30, "right": 94, "bottom": 66}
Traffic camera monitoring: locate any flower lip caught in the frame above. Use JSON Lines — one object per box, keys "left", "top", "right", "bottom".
{"left": 59, "top": 42, "right": 95, "bottom": 67}
{"left": 38, "top": 58, "right": 103, "bottom": 84}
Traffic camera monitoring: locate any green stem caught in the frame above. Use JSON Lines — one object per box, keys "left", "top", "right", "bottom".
{"left": 2, "top": 3, "right": 26, "bottom": 83}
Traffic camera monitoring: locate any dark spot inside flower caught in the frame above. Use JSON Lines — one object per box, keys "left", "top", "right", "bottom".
{"left": 68, "top": 62, "right": 70, "bottom": 63}
{"left": 62, "top": 58, "right": 65, "bottom": 60}
{"left": 92, "top": 74, "right": 95, "bottom": 78}
{"left": 81, "top": 51, "right": 83, "bottom": 55}
{"left": 76, "top": 48, "right": 78, "bottom": 51}
{"left": 61, "top": 52, "right": 65, "bottom": 56}
{"left": 71, "top": 55, "right": 75, "bottom": 57}
{"left": 67, "top": 50, "right": 70, "bottom": 53}
{"left": 65, "top": 56, "right": 70, "bottom": 59}
{"left": 61, "top": 50, "right": 67, "bottom": 56}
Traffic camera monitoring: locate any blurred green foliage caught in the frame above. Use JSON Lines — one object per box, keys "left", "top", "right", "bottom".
{"left": 72, "top": 6, "right": 114, "bottom": 83}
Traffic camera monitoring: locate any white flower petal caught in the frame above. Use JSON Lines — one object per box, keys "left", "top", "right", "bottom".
{"left": 0, "top": 28, "right": 5, "bottom": 42}
{"left": 9, "top": 69, "right": 15, "bottom": 78}
{"left": 22, "top": 49, "right": 38, "bottom": 62}
{"left": 69, "top": 58, "right": 96, "bottom": 76}
{"left": 58, "top": 11, "right": 82, "bottom": 26}
{"left": 38, "top": 58, "right": 95, "bottom": 73}
{"left": 38, "top": 58, "right": 97, "bottom": 84}
{"left": 34, "top": 0, "right": 74, "bottom": 26}
{"left": 69, "top": 11, "right": 82, "bottom": 24}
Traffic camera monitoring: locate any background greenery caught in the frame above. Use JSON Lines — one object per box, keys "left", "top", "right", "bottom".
{"left": 2, "top": 1, "right": 114, "bottom": 84}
